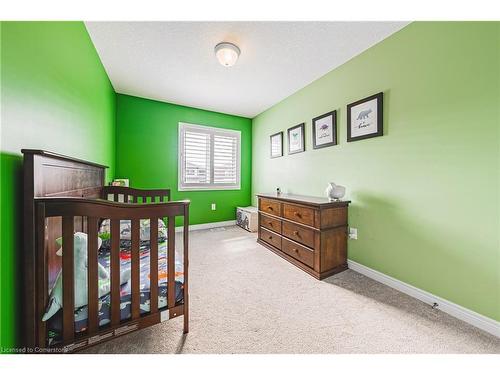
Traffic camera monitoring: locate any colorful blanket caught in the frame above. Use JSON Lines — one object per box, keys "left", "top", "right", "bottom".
{"left": 47, "top": 239, "right": 184, "bottom": 346}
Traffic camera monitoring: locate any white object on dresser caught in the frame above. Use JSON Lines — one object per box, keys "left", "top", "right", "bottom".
{"left": 325, "top": 182, "right": 346, "bottom": 201}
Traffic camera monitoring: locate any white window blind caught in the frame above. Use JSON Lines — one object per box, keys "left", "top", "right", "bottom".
{"left": 183, "top": 131, "right": 211, "bottom": 184}
{"left": 179, "top": 122, "right": 241, "bottom": 191}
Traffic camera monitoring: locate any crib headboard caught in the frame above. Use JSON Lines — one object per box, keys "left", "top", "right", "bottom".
{"left": 22, "top": 149, "right": 107, "bottom": 199}
{"left": 22, "top": 149, "right": 108, "bottom": 348}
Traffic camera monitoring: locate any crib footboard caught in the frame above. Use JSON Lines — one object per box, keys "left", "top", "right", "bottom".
{"left": 32, "top": 197, "right": 189, "bottom": 353}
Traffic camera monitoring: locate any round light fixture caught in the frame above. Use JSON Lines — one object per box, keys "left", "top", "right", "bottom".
{"left": 214, "top": 42, "right": 240, "bottom": 67}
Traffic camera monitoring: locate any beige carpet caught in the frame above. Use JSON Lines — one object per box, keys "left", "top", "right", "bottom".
{"left": 84, "top": 226, "right": 500, "bottom": 354}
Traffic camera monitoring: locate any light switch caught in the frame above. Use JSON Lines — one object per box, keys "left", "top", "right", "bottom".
{"left": 349, "top": 227, "right": 358, "bottom": 240}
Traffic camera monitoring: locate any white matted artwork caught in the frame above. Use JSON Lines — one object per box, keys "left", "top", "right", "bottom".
{"left": 112, "top": 178, "right": 129, "bottom": 187}
{"left": 270, "top": 131, "right": 283, "bottom": 158}
{"left": 287, "top": 123, "right": 305, "bottom": 154}
{"left": 347, "top": 92, "right": 383, "bottom": 142}
{"left": 312, "top": 110, "right": 337, "bottom": 149}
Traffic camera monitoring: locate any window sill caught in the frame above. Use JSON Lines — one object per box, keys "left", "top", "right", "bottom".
{"left": 178, "top": 185, "right": 241, "bottom": 192}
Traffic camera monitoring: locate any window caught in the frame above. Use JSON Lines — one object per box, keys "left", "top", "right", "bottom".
{"left": 178, "top": 122, "right": 241, "bottom": 191}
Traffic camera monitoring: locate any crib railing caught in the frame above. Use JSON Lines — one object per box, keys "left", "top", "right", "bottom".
{"left": 33, "top": 196, "right": 189, "bottom": 352}
{"left": 102, "top": 186, "right": 171, "bottom": 203}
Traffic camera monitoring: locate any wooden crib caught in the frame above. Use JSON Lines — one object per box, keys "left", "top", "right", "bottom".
{"left": 22, "top": 150, "right": 189, "bottom": 353}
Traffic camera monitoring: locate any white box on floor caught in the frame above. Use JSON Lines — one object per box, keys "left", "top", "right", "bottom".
{"left": 236, "top": 206, "right": 258, "bottom": 232}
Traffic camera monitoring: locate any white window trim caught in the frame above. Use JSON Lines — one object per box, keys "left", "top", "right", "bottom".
{"left": 178, "top": 122, "right": 241, "bottom": 191}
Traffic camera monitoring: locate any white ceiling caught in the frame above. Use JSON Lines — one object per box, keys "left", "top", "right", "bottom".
{"left": 85, "top": 22, "right": 409, "bottom": 118}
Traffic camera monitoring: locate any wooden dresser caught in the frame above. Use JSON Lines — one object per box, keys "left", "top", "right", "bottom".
{"left": 257, "top": 193, "right": 350, "bottom": 280}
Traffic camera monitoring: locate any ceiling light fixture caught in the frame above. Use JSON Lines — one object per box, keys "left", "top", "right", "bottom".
{"left": 214, "top": 42, "right": 240, "bottom": 67}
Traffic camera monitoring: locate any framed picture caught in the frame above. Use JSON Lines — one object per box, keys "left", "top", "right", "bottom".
{"left": 112, "top": 178, "right": 129, "bottom": 187}
{"left": 347, "top": 92, "right": 383, "bottom": 142}
{"left": 270, "top": 131, "right": 283, "bottom": 158}
{"left": 312, "top": 110, "right": 337, "bottom": 149}
{"left": 287, "top": 123, "right": 305, "bottom": 154}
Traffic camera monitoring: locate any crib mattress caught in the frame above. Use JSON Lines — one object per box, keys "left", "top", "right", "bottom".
{"left": 47, "top": 240, "right": 184, "bottom": 345}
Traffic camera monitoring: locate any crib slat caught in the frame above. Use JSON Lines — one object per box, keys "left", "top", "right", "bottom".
{"left": 87, "top": 217, "right": 99, "bottom": 334}
{"left": 111, "top": 219, "right": 121, "bottom": 326}
{"left": 35, "top": 203, "right": 48, "bottom": 348}
{"left": 131, "top": 218, "right": 140, "bottom": 319}
{"left": 150, "top": 219, "right": 159, "bottom": 314}
{"left": 183, "top": 205, "right": 189, "bottom": 334}
{"left": 167, "top": 216, "right": 176, "bottom": 309}
{"left": 62, "top": 216, "right": 75, "bottom": 343}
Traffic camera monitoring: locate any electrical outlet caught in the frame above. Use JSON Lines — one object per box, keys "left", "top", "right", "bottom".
{"left": 211, "top": 203, "right": 216, "bottom": 211}
{"left": 348, "top": 227, "right": 358, "bottom": 240}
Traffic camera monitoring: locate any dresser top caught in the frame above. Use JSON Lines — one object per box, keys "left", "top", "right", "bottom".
{"left": 257, "top": 193, "right": 350, "bottom": 208}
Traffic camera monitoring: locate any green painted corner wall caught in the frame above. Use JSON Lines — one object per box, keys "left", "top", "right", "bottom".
{"left": 115, "top": 94, "right": 252, "bottom": 226}
{"left": 252, "top": 22, "right": 500, "bottom": 321}
{"left": 0, "top": 21, "right": 116, "bottom": 349}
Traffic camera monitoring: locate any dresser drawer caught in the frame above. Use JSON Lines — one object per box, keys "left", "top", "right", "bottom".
{"left": 260, "top": 227, "right": 282, "bottom": 249}
{"left": 281, "top": 238, "right": 314, "bottom": 268}
{"left": 260, "top": 213, "right": 282, "bottom": 234}
{"left": 282, "top": 221, "right": 314, "bottom": 248}
{"left": 259, "top": 198, "right": 281, "bottom": 216}
{"left": 283, "top": 203, "right": 315, "bottom": 226}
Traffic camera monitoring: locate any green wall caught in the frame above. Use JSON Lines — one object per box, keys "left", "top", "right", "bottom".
{"left": 252, "top": 22, "right": 500, "bottom": 321}
{"left": 0, "top": 21, "right": 116, "bottom": 349}
{"left": 115, "top": 94, "right": 252, "bottom": 226}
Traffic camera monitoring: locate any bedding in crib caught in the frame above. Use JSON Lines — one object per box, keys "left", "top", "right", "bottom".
{"left": 46, "top": 221, "right": 184, "bottom": 346}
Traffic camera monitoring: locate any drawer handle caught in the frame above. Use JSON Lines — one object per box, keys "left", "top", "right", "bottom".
{"left": 268, "top": 236, "right": 273, "bottom": 240}
{"left": 293, "top": 211, "right": 302, "bottom": 218}
{"left": 293, "top": 230, "right": 300, "bottom": 236}
{"left": 267, "top": 206, "right": 274, "bottom": 211}
{"left": 268, "top": 222, "right": 273, "bottom": 226}
{"left": 293, "top": 248, "right": 299, "bottom": 253}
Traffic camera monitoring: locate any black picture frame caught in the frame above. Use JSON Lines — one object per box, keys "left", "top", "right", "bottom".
{"left": 347, "top": 92, "right": 383, "bottom": 142}
{"left": 269, "top": 131, "right": 283, "bottom": 158}
{"left": 312, "top": 110, "right": 337, "bottom": 149}
{"left": 287, "top": 123, "right": 305, "bottom": 155}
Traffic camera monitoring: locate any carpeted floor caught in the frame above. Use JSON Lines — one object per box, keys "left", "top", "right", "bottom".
{"left": 84, "top": 226, "right": 500, "bottom": 354}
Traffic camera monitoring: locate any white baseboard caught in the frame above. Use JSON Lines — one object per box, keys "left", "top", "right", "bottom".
{"left": 175, "top": 220, "right": 236, "bottom": 233}
{"left": 347, "top": 260, "right": 500, "bottom": 338}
